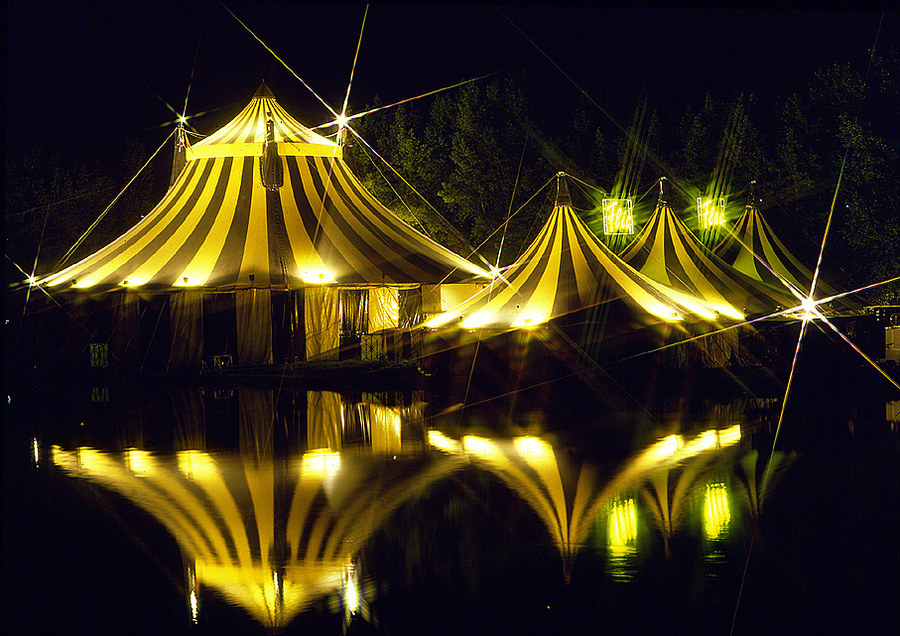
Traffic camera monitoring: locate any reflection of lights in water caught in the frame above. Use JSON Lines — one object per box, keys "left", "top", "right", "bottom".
{"left": 462, "top": 435, "right": 499, "bottom": 459}
{"left": 126, "top": 448, "right": 153, "bottom": 476}
{"left": 343, "top": 564, "right": 359, "bottom": 616}
{"left": 301, "top": 449, "right": 342, "bottom": 478}
{"left": 607, "top": 498, "right": 638, "bottom": 582}
{"left": 427, "top": 430, "right": 461, "bottom": 454}
{"left": 177, "top": 450, "right": 218, "bottom": 481}
{"left": 33, "top": 438, "right": 40, "bottom": 467}
{"left": 190, "top": 589, "right": 199, "bottom": 624}
{"left": 703, "top": 482, "right": 731, "bottom": 540}
{"left": 514, "top": 436, "right": 552, "bottom": 460}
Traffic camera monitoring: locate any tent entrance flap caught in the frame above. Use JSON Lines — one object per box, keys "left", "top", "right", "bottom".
{"left": 236, "top": 288, "right": 273, "bottom": 366}
{"left": 169, "top": 290, "right": 203, "bottom": 368}
{"left": 305, "top": 287, "right": 340, "bottom": 361}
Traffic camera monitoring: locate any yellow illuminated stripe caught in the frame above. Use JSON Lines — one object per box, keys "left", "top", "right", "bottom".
{"left": 315, "top": 162, "right": 434, "bottom": 279}
{"left": 42, "top": 171, "right": 189, "bottom": 286}
{"left": 586, "top": 240, "right": 685, "bottom": 321}
{"left": 175, "top": 157, "right": 249, "bottom": 286}
{"left": 512, "top": 219, "right": 564, "bottom": 327}
{"left": 565, "top": 214, "right": 596, "bottom": 303}
{"left": 244, "top": 462, "right": 276, "bottom": 567}
{"left": 124, "top": 157, "right": 227, "bottom": 286}
{"left": 186, "top": 143, "right": 341, "bottom": 161}
{"left": 667, "top": 212, "right": 737, "bottom": 312}
{"left": 238, "top": 165, "right": 272, "bottom": 285}
{"left": 329, "top": 164, "right": 485, "bottom": 278}
{"left": 280, "top": 161, "right": 331, "bottom": 277}
{"left": 285, "top": 480, "right": 324, "bottom": 565}
{"left": 58, "top": 448, "right": 219, "bottom": 561}
{"left": 641, "top": 215, "right": 672, "bottom": 284}
{"left": 65, "top": 164, "right": 210, "bottom": 288}
{"left": 177, "top": 450, "right": 255, "bottom": 569}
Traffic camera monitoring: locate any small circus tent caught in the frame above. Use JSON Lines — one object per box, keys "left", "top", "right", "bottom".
{"left": 619, "top": 181, "right": 797, "bottom": 320}
{"left": 426, "top": 174, "right": 719, "bottom": 331}
{"left": 36, "top": 84, "right": 489, "bottom": 369}
{"left": 714, "top": 198, "right": 839, "bottom": 302}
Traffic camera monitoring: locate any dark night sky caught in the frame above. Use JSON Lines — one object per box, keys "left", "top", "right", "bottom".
{"left": 5, "top": 2, "right": 895, "bottom": 167}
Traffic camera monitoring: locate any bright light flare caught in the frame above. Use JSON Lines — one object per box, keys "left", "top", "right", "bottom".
{"left": 514, "top": 436, "right": 552, "bottom": 460}
{"left": 177, "top": 450, "right": 218, "bottom": 481}
{"left": 461, "top": 311, "right": 496, "bottom": 330}
{"left": 301, "top": 269, "right": 334, "bottom": 285}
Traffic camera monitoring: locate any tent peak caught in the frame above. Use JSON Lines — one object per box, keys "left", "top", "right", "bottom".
{"left": 554, "top": 172, "right": 572, "bottom": 208}
{"left": 254, "top": 81, "right": 276, "bottom": 99}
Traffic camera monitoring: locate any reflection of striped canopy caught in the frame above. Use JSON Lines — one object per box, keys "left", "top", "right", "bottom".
{"left": 51, "top": 445, "right": 458, "bottom": 628}
{"left": 714, "top": 204, "right": 834, "bottom": 298}
{"left": 620, "top": 199, "right": 796, "bottom": 318}
{"left": 41, "top": 83, "right": 487, "bottom": 291}
{"left": 428, "top": 176, "right": 718, "bottom": 329}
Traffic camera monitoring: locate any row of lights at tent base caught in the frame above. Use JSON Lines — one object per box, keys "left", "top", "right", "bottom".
{"left": 64, "top": 268, "right": 337, "bottom": 289}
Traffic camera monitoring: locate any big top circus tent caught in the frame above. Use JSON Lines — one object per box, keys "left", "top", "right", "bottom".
{"left": 35, "top": 84, "right": 490, "bottom": 369}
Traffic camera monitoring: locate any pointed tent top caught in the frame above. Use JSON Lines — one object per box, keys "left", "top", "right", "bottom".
{"left": 554, "top": 172, "right": 572, "bottom": 208}
{"left": 254, "top": 81, "right": 275, "bottom": 99}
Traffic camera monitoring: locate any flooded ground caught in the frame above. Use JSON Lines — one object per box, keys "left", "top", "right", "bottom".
{"left": 3, "top": 336, "right": 899, "bottom": 635}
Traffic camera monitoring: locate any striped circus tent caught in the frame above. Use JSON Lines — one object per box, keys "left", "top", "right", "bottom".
{"left": 619, "top": 183, "right": 796, "bottom": 320}
{"left": 714, "top": 200, "right": 838, "bottom": 301}
{"left": 37, "top": 83, "right": 489, "bottom": 367}
{"left": 41, "top": 83, "right": 486, "bottom": 290}
{"left": 426, "top": 174, "right": 720, "bottom": 331}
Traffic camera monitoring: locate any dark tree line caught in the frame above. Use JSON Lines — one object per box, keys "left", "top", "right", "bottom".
{"left": 6, "top": 48, "right": 898, "bottom": 301}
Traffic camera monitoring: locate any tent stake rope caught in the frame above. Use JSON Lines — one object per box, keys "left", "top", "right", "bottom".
{"left": 56, "top": 128, "right": 175, "bottom": 270}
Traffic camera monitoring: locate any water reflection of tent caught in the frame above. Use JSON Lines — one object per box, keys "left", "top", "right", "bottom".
{"left": 51, "top": 389, "right": 458, "bottom": 629}
{"left": 37, "top": 83, "right": 488, "bottom": 368}
{"left": 426, "top": 174, "right": 719, "bottom": 331}
{"left": 620, "top": 180, "right": 796, "bottom": 320}
{"left": 426, "top": 424, "right": 744, "bottom": 581}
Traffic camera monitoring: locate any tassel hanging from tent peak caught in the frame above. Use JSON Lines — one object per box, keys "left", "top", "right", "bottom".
{"left": 169, "top": 122, "right": 188, "bottom": 188}
{"left": 260, "top": 112, "right": 283, "bottom": 191}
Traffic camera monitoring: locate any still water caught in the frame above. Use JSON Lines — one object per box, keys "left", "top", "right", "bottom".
{"left": 4, "top": 353, "right": 899, "bottom": 635}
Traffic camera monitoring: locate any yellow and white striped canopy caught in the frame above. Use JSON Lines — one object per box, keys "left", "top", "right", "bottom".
{"left": 620, "top": 198, "right": 796, "bottom": 319}
{"left": 41, "top": 84, "right": 488, "bottom": 291}
{"left": 427, "top": 175, "right": 720, "bottom": 329}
